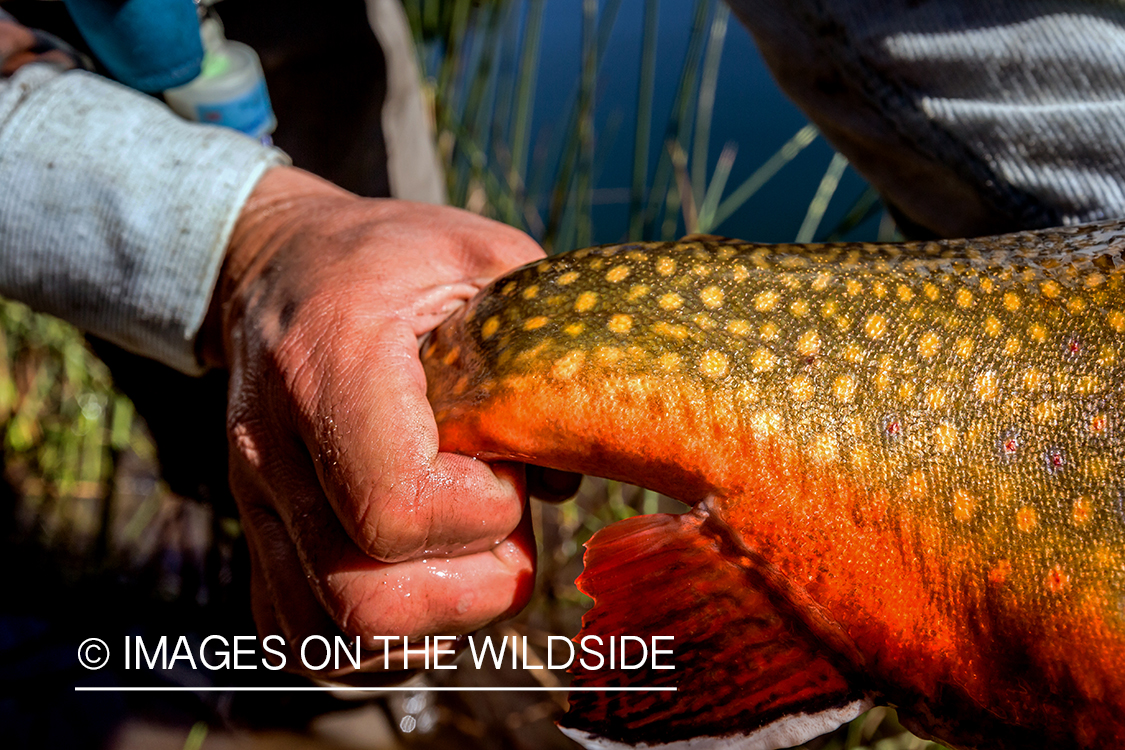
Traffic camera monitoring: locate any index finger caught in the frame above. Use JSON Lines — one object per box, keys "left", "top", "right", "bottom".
{"left": 293, "top": 317, "right": 526, "bottom": 563}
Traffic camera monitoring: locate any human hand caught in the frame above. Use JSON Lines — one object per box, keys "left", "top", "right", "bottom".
{"left": 200, "top": 166, "right": 577, "bottom": 674}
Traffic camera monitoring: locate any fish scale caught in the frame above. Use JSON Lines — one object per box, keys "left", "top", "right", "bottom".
{"left": 422, "top": 220, "right": 1125, "bottom": 750}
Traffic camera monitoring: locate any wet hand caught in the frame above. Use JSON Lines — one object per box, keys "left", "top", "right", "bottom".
{"left": 200, "top": 166, "right": 577, "bottom": 673}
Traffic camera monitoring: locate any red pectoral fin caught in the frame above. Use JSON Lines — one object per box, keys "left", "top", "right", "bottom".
{"left": 561, "top": 509, "right": 873, "bottom": 750}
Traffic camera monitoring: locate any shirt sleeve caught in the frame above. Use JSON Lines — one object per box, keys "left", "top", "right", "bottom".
{"left": 0, "top": 63, "right": 289, "bottom": 374}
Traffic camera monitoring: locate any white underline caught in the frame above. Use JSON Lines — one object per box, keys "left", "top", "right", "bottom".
{"left": 74, "top": 686, "right": 676, "bottom": 692}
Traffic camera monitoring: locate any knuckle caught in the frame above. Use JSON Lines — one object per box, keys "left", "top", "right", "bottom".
{"left": 355, "top": 484, "right": 431, "bottom": 562}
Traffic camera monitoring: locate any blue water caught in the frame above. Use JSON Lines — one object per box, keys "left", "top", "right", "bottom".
{"left": 524, "top": 0, "right": 879, "bottom": 245}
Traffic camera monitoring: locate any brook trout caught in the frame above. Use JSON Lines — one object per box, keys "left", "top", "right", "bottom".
{"left": 421, "top": 220, "right": 1125, "bottom": 750}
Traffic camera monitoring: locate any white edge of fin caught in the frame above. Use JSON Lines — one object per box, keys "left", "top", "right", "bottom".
{"left": 559, "top": 697, "right": 875, "bottom": 750}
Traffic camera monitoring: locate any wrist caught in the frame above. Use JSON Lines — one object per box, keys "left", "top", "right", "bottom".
{"left": 197, "top": 166, "right": 355, "bottom": 368}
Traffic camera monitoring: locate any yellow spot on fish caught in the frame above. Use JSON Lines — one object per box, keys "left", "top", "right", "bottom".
{"left": 626, "top": 284, "right": 650, "bottom": 302}
{"left": 874, "top": 370, "right": 893, "bottom": 393}
{"left": 924, "top": 386, "right": 947, "bottom": 410}
{"left": 594, "top": 346, "right": 622, "bottom": 365}
{"left": 865, "top": 314, "right": 887, "bottom": 339}
{"left": 974, "top": 372, "right": 999, "bottom": 401}
{"left": 1108, "top": 310, "right": 1125, "bottom": 332}
{"left": 789, "top": 373, "right": 814, "bottom": 402}
{"left": 522, "top": 285, "right": 539, "bottom": 299}
{"left": 924, "top": 283, "right": 940, "bottom": 301}
{"left": 658, "top": 352, "right": 680, "bottom": 371}
{"left": 934, "top": 422, "right": 958, "bottom": 452}
{"left": 834, "top": 374, "right": 857, "bottom": 403}
{"left": 1086, "top": 273, "right": 1105, "bottom": 288}
{"left": 791, "top": 299, "right": 810, "bottom": 317}
{"left": 442, "top": 346, "right": 461, "bottom": 366}
{"left": 608, "top": 314, "right": 633, "bottom": 334}
{"left": 1028, "top": 323, "right": 1047, "bottom": 343}
{"left": 980, "top": 278, "right": 995, "bottom": 293}
{"left": 812, "top": 273, "right": 833, "bottom": 292}
{"left": 557, "top": 271, "right": 580, "bottom": 285}
{"left": 701, "top": 286, "right": 724, "bottom": 308}
{"left": 700, "top": 350, "right": 729, "bottom": 379}
{"left": 955, "top": 337, "right": 974, "bottom": 358}
{"left": 821, "top": 300, "right": 839, "bottom": 318}
{"left": 844, "top": 343, "right": 864, "bottom": 363}
{"left": 1003, "top": 292, "right": 1021, "bottom": 312}
{"left": 606, "top": 265, "right": 631, "bottom": 283}
{"left": 952, "top": 489, "right": 975, "bottom": 522}
{"left": 551, "top": 350, "right": 584, "bottom": 379}
{"left": 481, "top": 316, "right": 501, "bottom": 339}
{"left": 918, "top": 331, "right": 941, "bottom": 358}
{"left": 1023, "top": 368, "right": 1046, "bottom": 391}
{"left": 564, "top": 322, "right": 585, "bottom": 337}
{"left": 797, "top": 330, "right": 821, "bottom": 356}
{"left": 501, "top": 281, "right": 518, "bottom": 295}
{"left": 750, "top": 410, "right": 783, "bottom": 437}
{"left": 738, "top": 382, "right": 761, "bottom": 403}
{"left": 755, "top": 290, "right": 781, "bottom": 312}
{"left": 810, "top": 433, "right": 838, "bottom": 463}
{"left": 955, "top": 288, "right": 973, "bottom": 308}
{"left": 659, "top": 293, "right": 684, "bottom": 311}
{"left": 691, "top": 313, "right": 715, "bottom": 331}
{"left": 656, "top": 257, "right": 677, "bottom": 275}
{"left": 1040, "top": 280, "right": 1061, "bottom": 298}
{"left": 751, "top": 348, "right": 777, "bottom": 373}
{"left": 1071, "top": 496, "right": 1093, "bottom": 526}
{"left": 845, "top": 279, "right": 863, "bottom": 296}
{"left": 653, "top": 321, "right": 689, "bottom": 340}
{"left": 904, "top": 470, "right": 928, "bottom": 500}
{"left": 1067, "top": 296, "right": 1086, "bottom": 314}
{"left": 984, "top": 316, "right": 1002, "bottom": 337}
{"left": 1004, "top": 337, "right": 1022, "bottom": 356}
{"left": 872, "top": 282, "right": 887, "bottom": 299}
{"left": 1090, "top": 412, "right": 1108, "bottom": 434}
{"left": 727, "top": 319, "right": 751, "bottom": 336}
{"left": 1016, "top": 506, "right": 1038, "bottom": 533}
{"left": 897, "top": 285, "right": 914, "bottom": 302}
{"left": 575, "top": 292, "right": 598, "bottom": 312}
{"left": 759, "top": 321, "right": 780, "bottom": 340}
{"left": 897, "top": 380, "right": 916, "bottom": 401}
{"left": 1099, "top": 344, "right": 1118, "bottom": 367}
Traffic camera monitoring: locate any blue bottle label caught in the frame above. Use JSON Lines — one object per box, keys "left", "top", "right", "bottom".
{"left": 195, "top": 78, "right": 275, "bottom": 137}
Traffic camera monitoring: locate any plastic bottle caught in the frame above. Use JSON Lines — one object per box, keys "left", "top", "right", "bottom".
{"left": 163, "top": 11, "right": 276, "bottom": 144}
